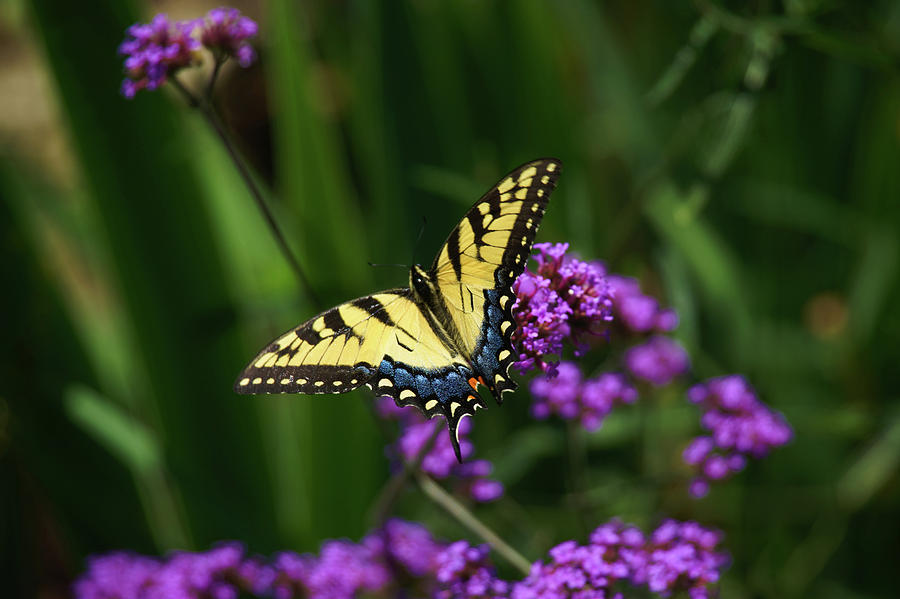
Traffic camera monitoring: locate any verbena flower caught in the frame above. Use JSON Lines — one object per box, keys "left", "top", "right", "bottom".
{"left": 637, "top": 520, "right": 731, "bottom": 599}
{"left": 530, "top": 361, "right": 637, "bottom": 431}
{"left": 199, "top": 7, "right": 259, "bottom": 67}
{"left": 118, "top": 14, "right": 200, "bottom": 98}
{"left": 512, "top": 243, "right": 613, "bottom": 373}
{"left": 75, "top": 519, "right": 444, "bottom": 599}
{"left": 74, "top": 542, "right": 274, "bottom": 599}
{"left": 432, "top": 518, "right": 729, "bottom": 599}
{"left": 119, "top": 8, "right": 258, "bottom": 98}
{"left": 624, "top": 336, "right": 690, "bottom": 386}
{"left": 684, "top": 375, "right": 792, "bottom": 497}
{"left": 436, "top": 541, "right": 510, "bottom": 599}
{"left": 376, "top": 398, "right": 504, "bottom": 502}
{"left": 607, "top": 275, "right": 678, "bottom": 335}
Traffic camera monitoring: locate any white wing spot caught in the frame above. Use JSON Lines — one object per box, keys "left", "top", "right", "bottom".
{"left": 541, "top": 175, "right": 549, "bottom": 184}
{"left": 314, "top": 381, "right": 324, "bottom": 387}
{"left": 526, "top": 219, "right": 533, "bottom": 229}
{"left": 537, "top": 189, "right": 545, "bottom": 197}
{"left": 280, "top": 378, "right": 291, "bottom": 385}
{"left": 350, "top": 379, "right": 358, "bottom": 385}
{"left": 252, "top": 377, "right": 262, "bottom": 385}
{"left": 546, "top": 162, "right": 557, "bottom": 172}
{"left": 266, "top": 378, "right": 275, "bottom": 385}
{"left": 499, "top": 350, "right": 511, "bottom": 361}
{"left": 379, "top": 378, "right": 394, "bottom": 387}
{"left": 501, "top": 321, "right": 512, "bottom": 334}
{"left": 450, "top": 402, "right": 461, "bottom": 416}
{"left": 297, "top": 378, "right": 307, "bottom": 385}
{"left": 531, "top": 203, "right": 539, "bottom": 212}
{"left": 400, "top": 389, "right": 416, "bottom": 400}
{"left": 425, "top": 399, "right": 438, "bottom": 410}
{"left": 239, "top": 378, "right": 250, "bottom": 386}
{"left": 333, "top": 380, "right": 342, "bottom": 386}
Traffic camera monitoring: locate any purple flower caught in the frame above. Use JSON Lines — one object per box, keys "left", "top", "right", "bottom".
{"left": 637, "top": 520, "right": 730, "bottom": 599}
{"left": 624, "top": 336, "right": 690, "bottom": 386}
{"left": 199, "top": 7, "right": 259, "bottom": 67}
{"left": 436, "top": 541, "right": 510, "bottom": 599}
{"left": 607, "top": 275, "right": 678, "bottom": 334}
{"left": 512, "top": 243, "right": 613, "bottom": 373}
{"left": 73, "top": 543, "right": 277, "bottom": 599}
{"left": 530, "top": 362, "right": 637, "bottom": 431}
{"left": 73, "top": 552, "right": 160, "bottom": 599}
{"left": 118, "top": 14, "right": 200, "bottom": 98}
{"left": 377, "top": 398, "right": 503, "bottom": 502}
{"left": 684, "top": 375, "right": 792, "bottom": 497}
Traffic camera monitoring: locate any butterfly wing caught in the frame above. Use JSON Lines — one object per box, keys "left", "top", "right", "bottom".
{"left": 235, "top": 289, "right": 485, "bottom": 457}
{"left": 430, "top": 158, "right": 562, "bottom": 401}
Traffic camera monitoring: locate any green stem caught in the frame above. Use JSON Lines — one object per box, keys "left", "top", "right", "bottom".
{"left": 416, "top": 473, "right": 532, "bottom": 576}
{"left": 369, "top": 422, "right": 442, "bottom": 527}
{"left": 169, "top": 76, "right": 320, "bottom": 308}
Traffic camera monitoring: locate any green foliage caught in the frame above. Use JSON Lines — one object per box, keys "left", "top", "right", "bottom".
{"left": 2, "top": 0, "right": 899, "bottom": 597}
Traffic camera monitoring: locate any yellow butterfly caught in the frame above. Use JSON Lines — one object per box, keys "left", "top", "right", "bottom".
{"left": 235, "top": 159, "right": 562, "bottom": 459}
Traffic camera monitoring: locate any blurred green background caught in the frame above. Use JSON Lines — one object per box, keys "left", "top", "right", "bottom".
{"left": 2, "top": 0, "right": 899, "bottom": 597}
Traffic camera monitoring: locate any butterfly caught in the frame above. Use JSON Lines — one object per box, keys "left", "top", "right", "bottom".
{"left": 235, "top": 158, "right": 562, "bottom": 461}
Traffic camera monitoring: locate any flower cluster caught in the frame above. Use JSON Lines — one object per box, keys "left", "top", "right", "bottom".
{"left": 75, "top": 517, "right": 730, "bottom": 599}
{"left": 684, "top": 375, "right": 793, "bottom": 497}
{"left": 74, "top": 519, "right": 444, "bottom": 599}
{"left": 119, "top": 9, "right": 258, "bottom": 98}
{"left": 437, "top": 519, "right": 730, "bottom": 599}
{"left": 512, "top": 243, "right": 613, "bottom": 373}
{"left": 624, "top": 336, "right": 690, "bottom": 386}
{"left": 376, "top": 398, "right": 504, "bottom": 502}
{"left": 436, "top": 541, "right": 510, "bottom": 599}
{"left": 74, "top": 542, "right": 272, "bottom": 599}
{"left": 530, "top": 361, "right": 637, "bottom": 431}
{"left": 199, "top": 7, "right": 258, "bottom": 67}
{"left": 606, "top": 275, "right": 678, "bottom": 335}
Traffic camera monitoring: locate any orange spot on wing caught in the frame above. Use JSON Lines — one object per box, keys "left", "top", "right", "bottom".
{"left": 468, "top": 377, "right": 479, "bottom": 390}
{"left": 477, "top": 376, "right": 486, "bottom": 385}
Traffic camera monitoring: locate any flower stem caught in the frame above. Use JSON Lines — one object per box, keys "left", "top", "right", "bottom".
{"left": 169, "top": 76, "right": 320, "bottom": 308}
{"left": 416, "top": 473, "right": 532, "bottom": 576}
{"left": 369, "top": 422, "right": 442, "bottom": 527}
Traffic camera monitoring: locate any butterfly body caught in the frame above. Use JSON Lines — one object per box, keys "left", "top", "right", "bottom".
{"left": 235, "top": 158, "right": 562, "bottom": 460}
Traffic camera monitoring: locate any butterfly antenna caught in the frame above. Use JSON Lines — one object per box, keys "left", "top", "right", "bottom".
{"left": 411, "top": 216, "right": 427, "bottom": 266}
{"left": 367, "top": 261, "right": 408, "bottom": 269}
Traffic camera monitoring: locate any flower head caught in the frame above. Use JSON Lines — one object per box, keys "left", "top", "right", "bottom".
{"left": 624, "top": 336, "right": 690, "bottom": 386}
{"left": 512, "top": 243, "right": 613, "bottom": 373}
{"left": 637, "top": 520, "right": 730, "bottom": 598}
{"left": 685, "top": 375, "right": 792, "bottom": 497}
{"left": 118, "top": 14, "right": 200, "bottom": 98}
{"left": 377, "top": 398, "right": 503, "bottom": 502}
{"left": 199, "top": 7, "right": 259, "bottom": 67}
{"left": 607, "top": 275, "right": 678, "bottom": 335}
{"left": 436, "top": 541, "right": 510, "bottom": 599}
{"left": 530, "top": 361, "right": 637, "bottom": 431}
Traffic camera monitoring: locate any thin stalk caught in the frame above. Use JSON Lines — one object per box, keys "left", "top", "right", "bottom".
{"left": 369, "top": 422, "right": 442, "bottom": 527}
{"left": 565, "top": 419, "right": 592, "bottom": 535}
{"left": 416, "top": 473, "right": 532, "bottom": 577}
{"left": 169, "top": 75, "right": 320, "bottom": 308}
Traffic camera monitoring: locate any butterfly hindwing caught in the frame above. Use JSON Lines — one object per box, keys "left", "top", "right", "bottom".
{"left": 431, "top": 158, "right": 562, "bottom": 401}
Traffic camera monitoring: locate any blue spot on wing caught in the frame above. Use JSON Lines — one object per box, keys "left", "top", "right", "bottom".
{"left": 433, "top": 371, "right": 467, "bottom": 405}
{"left": 415, "top": 374, "right": 434, "bottom": 398}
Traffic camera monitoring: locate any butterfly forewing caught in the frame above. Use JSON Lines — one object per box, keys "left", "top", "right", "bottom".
{"left": 431, "top": 158, "right": 562, "bottom": 400}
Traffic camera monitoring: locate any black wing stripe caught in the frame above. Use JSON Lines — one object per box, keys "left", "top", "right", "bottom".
{"left": 352, "top": 296, "right": 395, "bottom": 327}
{"left": 446, "top": 226, "right": 463, "bottom": 279}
